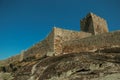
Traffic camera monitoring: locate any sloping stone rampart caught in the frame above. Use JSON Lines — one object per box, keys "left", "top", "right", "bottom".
{"left": 21, "top": 27, "right": 92, "bottom": 59}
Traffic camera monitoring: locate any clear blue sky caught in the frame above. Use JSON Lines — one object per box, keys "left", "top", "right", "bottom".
{"left": 0, "top": 0, "right": 120, "bottom": 60}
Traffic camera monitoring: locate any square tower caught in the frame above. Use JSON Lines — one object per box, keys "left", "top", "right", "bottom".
{"left": 80, "top": 12, "right": 109, "bottom": 35}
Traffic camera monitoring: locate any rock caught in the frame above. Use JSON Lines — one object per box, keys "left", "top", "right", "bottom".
{"left": 26, "top": 53, "right": 120, "bottom": 80}
{"left": 0, "top": 72, "right": 14, "bottom": 80}
{"left": 0, "top": 13, "right": 120, "bottom": 80}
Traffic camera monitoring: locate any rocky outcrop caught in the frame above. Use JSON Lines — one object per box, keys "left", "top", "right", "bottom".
{"left": 9, "top": 52, "right": 120, "bottom": 80}
{"left": 0, "top": 72, "right": 14, "bottom": 80}
{"left": 31, "top": 52, "right": 120, "bottom": 80}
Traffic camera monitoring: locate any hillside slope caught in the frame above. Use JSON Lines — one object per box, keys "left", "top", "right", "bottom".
{"left": 0, "top": 31, "right": 120, "bottom": 80}
{"left": 1, "top": 52, "right": 120, "bottom": 80}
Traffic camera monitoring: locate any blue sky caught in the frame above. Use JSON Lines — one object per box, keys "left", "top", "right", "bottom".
{"left": 0, "top": 0, "right": 120, "bottom": 60}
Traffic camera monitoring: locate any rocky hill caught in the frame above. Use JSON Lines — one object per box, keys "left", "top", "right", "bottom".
{"left": 0, "top": 13, "right": 120, "bottom": 80}
{"left": 0, "top": 30, "right": 120, "bottom": 80}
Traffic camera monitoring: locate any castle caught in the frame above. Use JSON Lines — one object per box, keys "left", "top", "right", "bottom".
{"left": 0, "top": 12, "right": 109, "bottom": 63}
{"left": 80, "top": 12, "right": 108, "bottom": 35}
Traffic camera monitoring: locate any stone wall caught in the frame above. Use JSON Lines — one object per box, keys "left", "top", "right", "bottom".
{"left": 80, "top": 13, "right": 109, "bottom": 35}
{"left": 63, "top": 31, "right": 120, "bottom": 53}
{"left": 0, "top": 28, "right": 55, "bottom": 65}
{"left": 80, "top": 13, "right": 94, "bottom": 34}
{"left": 0, "top": 27, "right": 92, "bottom": 65}
{"left": 23, "top": 27, "right": 92, "bottom": 57}
{"left": 20, "top": 28, "right": 55, "bottom": 60}
{"left": 92, "top": 13, "right": 108, "bottom": 35}
{"left": 0, "top": 12, "right": 111, "bottom": 65}
{"left": 53, "top": 27, "right": 92, "bottom": 55}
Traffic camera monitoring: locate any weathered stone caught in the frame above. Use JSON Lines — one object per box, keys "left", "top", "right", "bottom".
{"left": 0, "top": 12, "right": 110, "bottom": 64}
{"left": 0, "top": 72, "right": 14, "bottom": 80}
{"left": 81, "top": 12, "right": 109, "bottom": 35}
{"left": 0, "top": 12, "right": 120, "bottom": 80}
{"left": 27, "top": 53, "right": 120, "bottom": 80}
{"left": 63, "top": 31, "right": 120, "bottom": 53}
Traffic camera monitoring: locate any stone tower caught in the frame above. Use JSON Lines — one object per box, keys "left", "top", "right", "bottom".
{"left": 80, "top": 12, "right": 109, "bottom": 35}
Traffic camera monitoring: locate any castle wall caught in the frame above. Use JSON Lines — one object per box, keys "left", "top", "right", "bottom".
{"left": 0, "top": 13, "right": 111, "bottom": 66}
{"left": 17, "top": 27, "right": 92, "bottom": 61}
{"left": 80, "top": 13, "right": 109, "bottom": 35}
{"left": 63, "top": 31, "right": 120, "bottom": 53}
{"left": 21, "top": 28, "right": 55, "bottom": 60}
{"left": 53, "top": 27, "right": 92, "bottom": 55}
{"left": 80, "top": 14, "right": 94, "bottom": 34}
{"left": 91, "top": 14, "right": 108, "bottom": 35}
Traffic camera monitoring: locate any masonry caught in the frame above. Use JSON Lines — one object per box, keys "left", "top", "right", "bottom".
{"left": 19, "top": 27, "right": 92, "bottom": 61}
{"left": 0, "top": 12, "right": 110, "bottom": 64}
{"left": 80, "top": 12, "right": 108, "bottom": 35}
{"left": 19, "top": 12, "right": 109, "bottom": 60}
